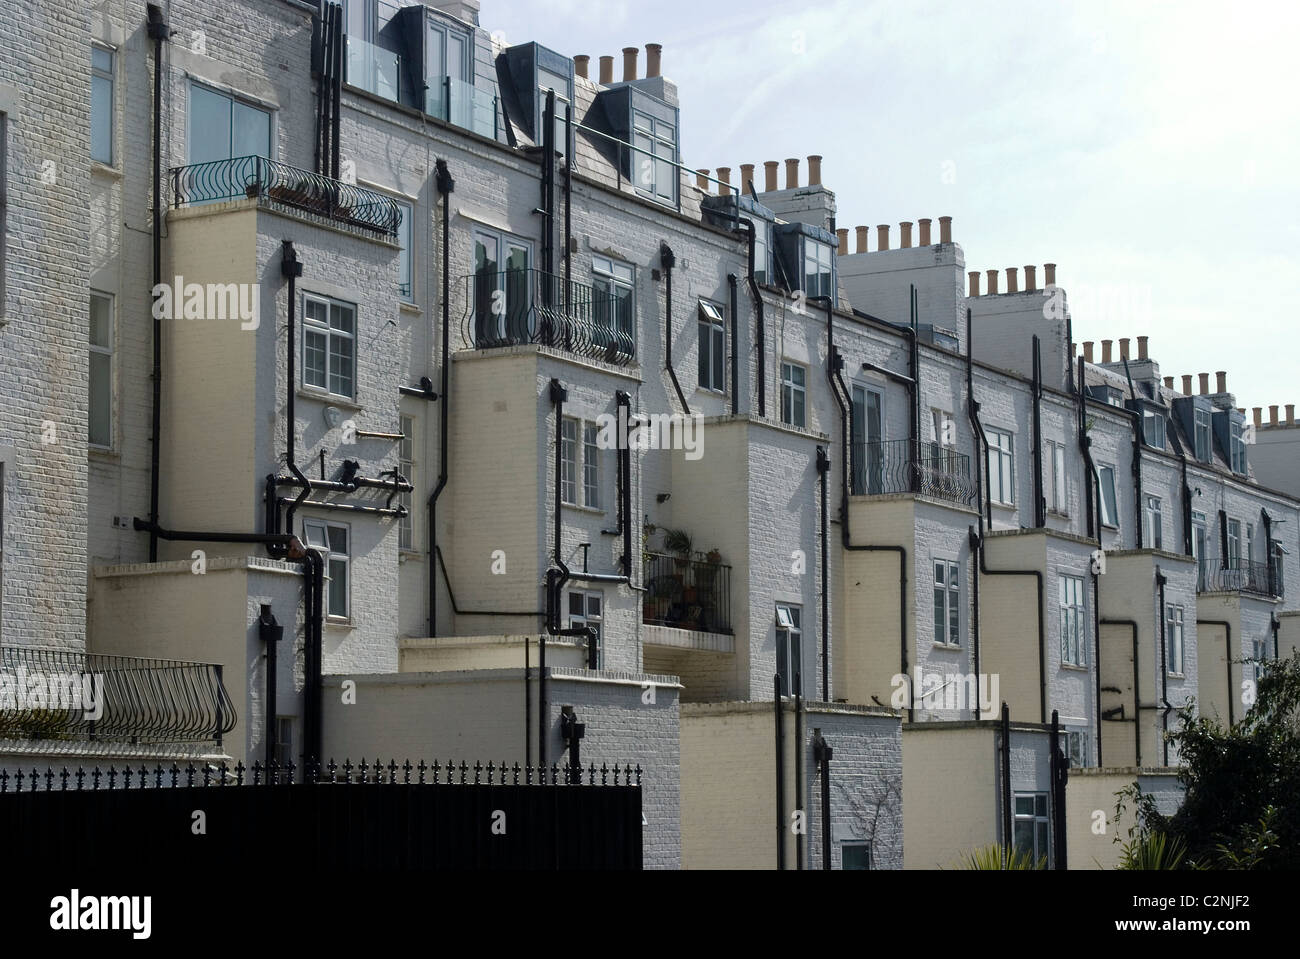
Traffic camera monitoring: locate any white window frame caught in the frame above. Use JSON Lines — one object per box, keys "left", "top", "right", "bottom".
{"left": 91, "top": 44, "right": 115, "bottom": 165}
{"left": 1227, "top": 518, "right": 1241, "bottom": 569}
{"left": 1064, "top": 729, "right": 1089, "bottom": 768}
{"left": 592, "top": 254, "right": 635, "bottom": 356}
{"left": 1049, "top": 440, "right": 1067, "bottom": 514}
{"left": 396, "top": 200, "right": 413, "bottom": 301}
{"left": 1145, "top": 494, "right": 1162, "bottom": 550}
{"left": 471, "top": 228, "right": 532, "bottom": 344}
{"left": 698, "top": 300, "right": 726, "bottom": 393}
{"left": 1012, "top": 792, "right": 1050, "bottom": 865}
{"left": 1143, "top": 410, "right": 1165, "bottom": 450}
{"left": 398, "top": 415, "right": 415, "bottom": 551}
{"left": 304, "top": 519, "right": 350, "bottom": 620}
{"left": 1194, "top": 407, "right": 1212, "bottom": 462}
{"left": 560, "top": 417, "right": 578, "bottom": 505}
{"left": 301, "top": 292, "right": 356, "bottom": 400}
{"left": 1230, "top": 420, "right": 1247, "bottom": 474}
{"left": 986, "top": 428, "right": 1015, "bottom": 506}
{"left": 1098, "top": 464, "right": 1118, "bottom": 528}
{"left": 568, "top": 589, "right": 603, "bottom": 668}
{"left": 1059, "top": 573, "right": 1086, "bottom": 667}
{"left": 560, "top": 416, "right": 601, "bottom": 510}
{"left": 1166, "top": 604, "right": 1185, "bottom": 675}
{"left": 781, "top": 361, "right": 807, "bottom": 428}
{"left": 775, "top": 603, "right": 803, "bottom": 697}
{"left": 583, "top": 421, "right": 600, "bottom": 509}
{"left": 933, "top": 558, "right": 960, "bottom": 647}
{"left": 631, "top": 109, "right": 677, "bottom": 205}
{"left": 89, "top": 290, "right": 114, "bottom": 450}
{"left": 803, "top": 239, "right": 834, "bottom": 299}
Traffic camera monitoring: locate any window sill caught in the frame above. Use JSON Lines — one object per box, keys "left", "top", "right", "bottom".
{"left": 694, "top": 386, "right": 728, "bottom": 400}
{"left": 92, "top": 161, "right": 122, "bottom": 180}
{"left": 325, "top": 616, "right": 354, "bottom": 629}
{"left": 991, "top": 501, "right": 1016, "bottom": 512}
{"left": 931, "top": 642, "right": 963, "bottom": 651}
{"left": 1167, "top": 672, "right": 1186, "bottom": 680}
{"left": 399, "top": 301, "right": 420, "bottom": 314}
{"left": 89, "top": 445, "right": 118, "bottom": 459}
{"left": 1060, "top": 663, "right": 1089, "bottom": 672}
{"left": 562, "top": 502, "right": 606, "bottom": 517}
{"left": 297, "top": 387, "right": 362, "bottom": 412}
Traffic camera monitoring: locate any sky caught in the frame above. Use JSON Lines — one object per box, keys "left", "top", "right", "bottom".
{"left": 481, "top": 0, "right": 1300, "bottom": 416}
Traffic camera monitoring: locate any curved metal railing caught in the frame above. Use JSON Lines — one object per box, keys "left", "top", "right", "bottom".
{"left": 851, "top": 439, "right": 976, "bottom": 506}
{"left": 171, "top": 155, "right": 401, "bottom": 237}
{"left": 1198, "top": 556, "right": 1280, "bottom": 597}
{"left": 460, "top": 268, "right": 635, "bottom": 365}
{"left": 0, "top": 646, "right": 236, "bottom": 745}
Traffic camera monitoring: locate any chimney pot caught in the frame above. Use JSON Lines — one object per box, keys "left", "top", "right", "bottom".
{"left": 1006, "top": 267, "right": 1018, "bottom": 293}
{"left": 986, "top": 269, "right": 999, "bottom": 295}
{"left": 1023, "top": 265, "right": 1037, "bottom": 292}
{"left": 877, "top": 225, "right": 890, "bottom": 251}
{"left": 645, "top": 43, "right": 662, "bottom": 78}
{"left": 807, "top": 155, "right": 822, "bottom": 186}
{"left": 1269, "top": 404, "right": 1279, "bottom": 425}
{"left": 1287, "top": 403, "right": 1296, "bottom": 425}
{"left": 1215, "top": 371, "right": 1227, "bottom": 394}
{"left": 1044, "top": 263, "right": 1057, "bottom": 286}
{"left": 622, "top": 46, "right": 639, "bottom": 82}
{"left": 764, "top": 160, "right": 779, "bottom": 192}
{"left": 968, "top": 271, "right": 980, "bottom": 297}
{"left": 598, "top": 55, "right": 614, "bottom": 84}
{"left": 785, "top": 158, "right": 799, "bottom": 189}
{"left": 574, "top": 55, "right": 590, "bottom": 79}
{"left": 1182, "top": 375, "right": 1193, "bottom": 395}
{"left": 1083, "top": 341, "right": 1095, "bottom": 363}
{"left": 939, "top": 216, "right": 952, "bottom": 243}
{"left": 900, "top": 221, "right": 913, "bottom": 248}
{"left": 1163, "top": 376, "right": 1174, "bottom": 389}
{"left": 716, "top": 166, "right": 731, "bottom": 191}
{"left": 1102, "top": 340, "right": 1113, "bottom": 363}
{"left": 695, "top": 169, "right": 709, "bottom": 192}
{"left": 855, "top": 226, "right": 869, "bottom": 254}
{"left": 1119, "top": 337, "right": 1130, "bottom": 361}
{"left": 740, "top": 163, "right": 755, "bottom": 194}
{"left": 918, "top": 218, "right": 932, "bottom": 245}
{"left": 1198, "top": 373, "right": 1210, "bottom": 395}
{"left": 1252, "top": 407, "right": 1262, "bottom": 427}
{"left": 836, "top": 228, "right": 848, "bottom": 256}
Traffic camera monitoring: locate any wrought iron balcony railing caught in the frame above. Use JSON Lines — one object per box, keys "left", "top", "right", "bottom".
{"left": 1198, "top": 556, "right": 1282, "bottom": 597}
{"left": 171, "top": 155, "right": 401, "bottom": 237}
{"left": 461, "top": 267, "right": 635, "bottom": 366}
{"left": 0, "top": 646, "right": 236, "bottom": 746}
{"left": 642, "top": 551, "right": 733, "bottom": 635}
{"left": 851, "top": 439, "right": 976, "bottom": 506}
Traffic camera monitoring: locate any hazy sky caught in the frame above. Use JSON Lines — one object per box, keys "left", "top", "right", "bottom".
{"left": 483, "top": 0, "right": 1299, "bottom": 415}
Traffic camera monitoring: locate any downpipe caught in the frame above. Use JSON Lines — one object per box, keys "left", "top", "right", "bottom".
{"left": 427, "top": 159, "right": 454, "bottom": 637}
{"left": 661, "top": 242, "right": 690, "bottom": 414}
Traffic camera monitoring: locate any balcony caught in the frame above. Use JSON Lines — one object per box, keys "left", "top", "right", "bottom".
{"left": 0, "top": 646, "right": 236, "bottom": 747}
{"left": 171, "top": 155, "right": 401, "bottom": 238}
{"left": 852, "top": 439, "right": 976, "bottom": 507}
{"left": 461, "top": 267, "right": 635, "bottom": 366}
{"left": 1198, "top": 556, "right": 1283, "bottom": 598}
{"left": 642, "top": 551, "right": 733, "bottom": 635}
{"left": 426, "top": 76, "right": 499, "bottom": 140}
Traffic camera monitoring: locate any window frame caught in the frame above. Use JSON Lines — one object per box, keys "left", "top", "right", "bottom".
{"left": 802, "top": 238, "right": 834, "bottom": 299}
{"left": 567, "top": 588, "right": 603, "bottom": 668}
{"left": 560, "top": 416, "right": 602, "bottom": 511}
{"left": 932, "top": 558, "right": 961, "bottom": 647}
{"left": 1097, "top": 464, "right": 1119, "bottom": 528}
{"left": 1143, "top": 410, "right": 1165, "bottom": 450}
{"left": 1194, "top": 407, "right": 1212, "bottom": 463}
{"left": 471, "top": 227, "right": 532, "bottom": 345}
{"left": 582, "top": 421, "right": 600, "bottom": 509}
{"left": 775, "top": 603, "right": 803, "bottom": 697}
{"left": 1144, "top": 494, "right": 1162, "bottom": 550}
{"left": 91, "top": 44, "right": 115, "bottom": 166}
{"left": 1230, "top": 420, "right": 1247, "bottom": 474}
{"left": 631, "top": 109, "right": 677, "bottom": 206}
{"left": 840, "top": 841, "right": 870, "bottom": 870}
{"left": 1059, "top": 573, "right": 1086, "bottom": 667}
{"left": 186, "top": 80, "right": 273, "bottom": 166}
{"left": 395, "top": 200, "right": 413, "bottom": 301}
{"left": 986, "top": 427, "right": 1015, "bottom": 507}
{"left": 591, "top": 254, "right": 635, "bottom": 357}
{"left": 780, "top": 361, "right": 807, "bottom": 428}
{"left": 398, "top": 414, "right": 415, "bottom": 551}
{"left": 304, "top": 518, "right": 351, "bottom": 620}
{"left": 697, "top": 300, "right": 726, "bottom": 393}
{"left": 1064, "top": 729, "right": 1089, "bottom": 768}
{"left": 89, "top": 290, "right": 115, "bottom": 450}
{"left": 1049, "top": 440, "right": 1067, "bottom": 514}
{"left": 1227, "top": 518, "right": 1241, "bottom": 569}
{"left": 301, "top": 292, "right": 357, "bottom": 400}
{"left": 1166, "top": 604, "right": 1185, "bottom": 675}
{"left": 1012, "top": 792, "right": 1050, "bottom": 866}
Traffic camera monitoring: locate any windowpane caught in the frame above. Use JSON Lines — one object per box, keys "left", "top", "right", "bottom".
{"left": 328, "top": 559, "right": 347, "bottom": 616}
{"left": 399, "top": 415, "right": 414, "bottom": 550}
{"left": 188, "top": 84, "right": 231, "bottom": 164}
{"left": 396, "top": 203, "right": 412, "bottom": 299}
{"left": 583, "top": 422, "right": 600, "bottom": 508}
{"left": 304, "top": 330, "right": 327, "bottom": 388}
{"left": 560, "top": 418, "right": 577, "bottom": 504}
{"left": 231, "top": 99, "right": 271, "bottom": 158}
{"left": 1099, "top": 466, "right": 1118, "bottom": 526}
{"left": 89, "top": 293, "right": 112, "bottom": 348}
{"left": 89, "top": 351, "right": 111, "bottom": 447}
{"left": 91, "top": 73, "right": 113, "bottom": 164}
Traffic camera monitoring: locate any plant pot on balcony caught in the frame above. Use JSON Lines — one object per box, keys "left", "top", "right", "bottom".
{"left": 245, "top": 181, "right": 262, "bottom": 199}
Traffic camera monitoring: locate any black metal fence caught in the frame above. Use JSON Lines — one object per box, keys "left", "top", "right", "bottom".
{"left": 0, "top": 645, "right": 234, "bottom": 746}
{"left": 851, "top": 439, "right": 975, "bottom": 506}
{"left": 0, "top": 759, "right": 642, "bottom": 870}
{"left": 171, "top": 155, "right": 401, "bottom": 237}
{"left": 1199, "top": 556, "right": 1280, "bottom": 597}
{"left": 461, "top": 268, "right": 635, "bottom": 365}
{"left": 642, "top": 551, "right": 733, "bottom": 634}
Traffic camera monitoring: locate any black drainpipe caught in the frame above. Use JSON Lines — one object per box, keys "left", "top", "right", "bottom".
{"left": 1000, "top": 702, "right": 1012, "bottom": 850}
{"left": 728, "top": 274, "right": 739, "bottom": 415}
{"left": 540, "top": 92, "right": 555, "bottom": 290}
{"left": 258, "top": 605, "right": 282, "bottom": 771}
{"left": 564, "top": 102, "right": 572, "bottom": 306}
{"left": 1092, "top": 568, "right": 1102, "bottom": 767}
{"left": 1199, "top": 617, "right": 1234, "bottom": 730}
{"left": 1032, "top": 336, "right": 1046, "bottom": 528}
{"left": 1050, "top": 708, "right": 1067, "bottom": 869}
{"left": 774, "top": 674, "right": 785, "bottom": 870}
{"left": 427, "top": 159, "right": 453, "bottom": 637}
{"left": 794, "top": 685, "right": 804, "bottom": 871}
{"left": 661, "top": 243, "right": 690, "bottom": 414}
{"left": 822, "top": 298, "right": 910, "bottom": 720}
{"left": 744, "top": 185, "right": 767, "bottom": 416}
{"left": 1122, "top": 357, "right": 1143, "bottom": 548}
{"left": 146, "top": 4, "right": 169, "bottom": 562}
{"left": 1077, "top": 357, "right": 1096, "bottom": 539}
{"left": 817, "top": 446, "right": 830, "bottom": 702}
{"left": 1261, "top": 509, "right": 1275, "bottom": 596}
{"left": 1101, "top": 618, "right": 1141, "bottom": 766}
{"left": 1157, "top": 568, "right": 1172, "bottom": 762}
{"left": 813, "top": 729, "right": 832, "bottom": 870}
{"left": 281, "top": 242, "right": 311, "bottom": 549}
{"left": 966, "top": 312, "right": 983, "bottom": 717}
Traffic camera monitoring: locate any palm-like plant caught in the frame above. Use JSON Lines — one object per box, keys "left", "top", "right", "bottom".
{"left": 954, "top": 843, "right": 1045, "bottom": 870}
{"left": 1117, "top": 831, "right": 1187, "bottom": 870}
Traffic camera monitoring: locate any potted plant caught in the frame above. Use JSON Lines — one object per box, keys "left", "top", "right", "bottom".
{"left": 244, "top": 177, "right": 262, "bottom": 199}
{"left": 662, "top": 528, "right": 693, "bottom": 570}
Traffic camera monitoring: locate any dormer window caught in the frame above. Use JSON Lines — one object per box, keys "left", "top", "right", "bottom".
{"left": 1230, "top": 420, "right": 1247, "bottom": 473}
{"left": 586, "top": 85, "right": 680, "bottom": 209}
{"left": 804, "top": 239, "right": 834, "bottom": 299}
{"left": 499, "top": 43, "right": 574, "bottom": 152}
{"left": 1143, "top": 409, "right": 1165, "bottom": 449}
{"left": 1194, "top": 408, "right": 1212, "bottom": 462}
{"left": 632, "top": 110, "right": 676, "bottom": 205}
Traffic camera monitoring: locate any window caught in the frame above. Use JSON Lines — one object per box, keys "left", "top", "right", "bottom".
{"left": 1166, "top": 605, "right": 1185, "bottom": 674}
{"left": 775, "top": 603, "right": 802, "bottom": 696}
{"left": 398, "top": 415, "right": 414, "bottom": 551}
{"left": 1270, "top": 541, "right": 1284, "bottom": 596}
{"left": 91, "top": 46, "right": 114, "bottom": 165}
{"left": 1143, "top": 410, "right": 1165, "bottom": 450}
{"left": 89, "top": 292, "right": 113, "bottom": 448}
{"left": 568, "top": 590, "right": 603, "bottom": 668}
{"left": 1246, "top": 522, "right": 1254, "bottom": 564}
{"left": 1194, "top": 407, "right": 1212, "bottom": 462}
{"left": 302, "top": 294, "right": 356, "bottom": 399}
{"left": 632, "top": 110, "right": 676, "bottom": 205}
{"left": 472, "top": 229, "right": 530, "bottom": 346}
{"left": 933, "top": 559, "right": 960, "bottom": 646}
{"left": 1107, "top": 388, "right": 1123, "bottom": 407}
{"left": 1098, "top": 464, "right": 1118, "bottom": 527}
{"left": 986, "top": 428, "right": 1015, "bottom": 506}
{"left": 752, "top": 223, "right": 771, "bottom": 285}
{"left": 1252, "top": 636, "right": 1268, "bottom": 683}
{"left": 803, "top": 239, "right": 834, "bottom": 299}
{"left": 1059, "top": 574, "right": 1086, "bottom": 666}
{"left": 583, "top": 422, "right": 600, "bottom": 509}
{"left": 851, "top": 385, "right": 883, "bottom": 495}
{"left": 425, "top": 16, "right": 471, "bottom": 84}
{"left": 1193, "top": 511, "right": 1207, "bottom": 589}
{"left": 537, "top": 65, "right": 572, "bottom": 155}
{"left": 1145, "top": 495, "right": 1162, "bottom": 550}
{"left": 698, "top": 301, "right": 726, "bottom": 392}
{"left": 188, "top": 82, "right": 271, "bottom": 165}
{"left": 396, "top": 201, "right": 412, "bottom": 300}
{"left": 591, "top": 255, "right": 635, "bottom": 358}
{"left": 274, "top": 717, "right": 294, "bottom": 769}
{"left": 1230, "top": 420, "right": 1247, "bottom": 474}
{"left": 1013, "top": 793, "right": 1050, "bottom": 866}
{"left": 1064, "top": 730, "right": 1089, "bottom": 768}
{"left": 1049, "top": 441, "right": 1067, "bottom": 514}
{"left": 840, "top": 842, "right": 870, "bottom": 870}
{"left": 560, "top": 417, "right": 578, "bottom": 504}
{"left": 304, "top": 520, "right": 350, "bottom": 618}
{"left": 1227, "top": 518, "right": 1241, "bottom": 569}
{"left": 781, "top": 362, "right": 807, "bottom": 428}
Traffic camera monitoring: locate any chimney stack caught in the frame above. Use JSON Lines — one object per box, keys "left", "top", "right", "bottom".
{"left": 574, "top": 55, "right": 590, "bottom": 79}
{"left": 1083, "top": 341, "right": 1094, "bottom": 363}
{"left": 1102, "top": 339, "right": 1113, "bottom": 363}
{"left": 740, "top": 163, "right": 755, "bottom": 193}
{"left": 877, "top": 225, "right": 890, "bottom": 251}
{"left": 716, "top": 166, "right": 731, "bottom": 191}
{"left": 1252, "top": 407, "right": 1262, "bottom": 427}
{"left": 968, "top": 271, "right": 980, "bottom": 297}
{"left": 1198, "top": 373, "right": 1209, "bottom": 395}
{"left": 1288, "top": 404, "right": 1296, "bottom": 425}
{"left": 599, "top": 55, "right": 614, "bottom": 84}
{"left": 1023, "top": 265, "right": 1037, "bottom": 292}
{"left": 1006, "top": 267, "right": 1018, "bottom": 293}
{"left": 764, "top": 160, "right": 779, "bottom": 192}
{"left": 1270, "top": 405, "right": 1279, "bottom": 425}
{"left": 855, "top": 226, "right": 868, "bottom": 254}
{"left": 785, "top": 158, "right": 799, "bottom": 189}
{"left": 900, "top": 221, "right": 913, "bottom": 248}
{"left": 986, "top": 269, "right": 999, "bottom": 295}
{"left": 1119, "top": 337, "right": 1130, "bottom": 361}
{"left": 622, "top": 46, "right": 639, "bottom": 82}
{"left": 939, "top": 216, "right": 952, "bottom": 243}
{"left": 645, "top": 43, "right": 662, "bottom": 78}
{"left": 807, "top": 155, "right": 822, "bottom": 186}
{"left": 1215, "top": 371, "right": 1227, "bottom": 394}
{"left": 1182, "top": 375, "right": 1193, "bottom": 395}
{"left": 1044, "top": 263, "right": 1056, "bottom": 286}
{"left": 1138, "top": 335, "right": 1148, "bottom": 361}
{"left": 1163, "top": 376, "right": 1174, "bottom": 390}
{"left": 836, "top": 228, "right": 848, "bottom": 255}
{"left": 695, "top": 169, "right": 709, "bottom": 192}
{"left": 919, "top": 218, "right": 932, "bottom": 245}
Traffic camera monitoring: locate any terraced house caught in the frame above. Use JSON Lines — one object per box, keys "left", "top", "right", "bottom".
{"left": 1, "top": 0, "right": 1297, "bottom": 870}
